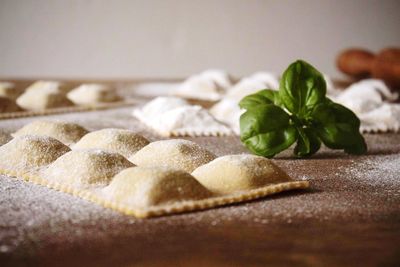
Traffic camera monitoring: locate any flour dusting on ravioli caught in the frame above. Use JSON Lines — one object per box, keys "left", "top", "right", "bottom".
{"left": 209, "top": 98, "right": 243, "bottom": 134}
{"left": 67, "top": 84, "right": 121, "bottom": 105}
{"left": 333, "top": 79, "right": 400, "bottom": 132}
{"left": 192, "top": 154, "right": 291, "bottom": 194}
{"left": 171, "top": 70, "right": 232, "bottom": 101}
{"left": 129, "top": 139, "right": 216, "bottom": 173}
{"left": 0, "top": 135, "right": 70, "bottom": 173}
{"left": 73, "top": 128, "right": 149, "bottom": 158}
{"left": 133, "top": 97, "right": 231, "bottom": 136}
{"left": 102, "top": 166, "right": 211, "bottom": 208}
{"left": 42, "top": 149, "right": 133, "bottom": 188}
{"left": 225, "top": 72, "right": 279, "bottom": 101}
{"left": 13, "top": 120, "right": 89, "bottom": 146}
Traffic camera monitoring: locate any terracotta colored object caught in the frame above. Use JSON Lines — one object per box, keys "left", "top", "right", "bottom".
{"left": 337, "top": 47, "right": 400, "bottom": 89}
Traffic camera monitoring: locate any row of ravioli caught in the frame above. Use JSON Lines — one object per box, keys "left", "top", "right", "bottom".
{"left": 0, "top": 81, "right": 121, "bottom": 113}
{"left": 149, "top": 69, "right": 400, "bottom": 134}
{"left": 0, "top": 120, "right": 293, "bottom": 209}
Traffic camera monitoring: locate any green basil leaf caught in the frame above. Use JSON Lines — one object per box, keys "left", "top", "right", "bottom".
{"left": 240, "top": 104, "right": 297, "bottom": 158}
{"left": 239, "top": 89, "right": 277, "bottom": 110}
{"left": 279, "top": 60, "right": 327, "bottom": 116}
{"left": 294, "top": 128, "right": 321, "bottom": 157}
{"left": 311, "top": 102, "right": 367, "bottom": 154}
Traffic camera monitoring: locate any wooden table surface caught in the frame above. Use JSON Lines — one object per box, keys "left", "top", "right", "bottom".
{"left": 0, "top": 80, "right": 399, "bottom": 267}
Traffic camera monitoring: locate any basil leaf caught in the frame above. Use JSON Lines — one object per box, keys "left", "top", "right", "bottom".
{"left": 240, "top": 104, "right": 297, "bottom": 158}
{"left": 239, "top": 89, "right": 277, "bottom": 110}
{"left": 311, "top": 102, "right": 367, "bottom": 154}
{"left": 294, "top": 128, "right": 321, "bottom": 157}
{"left": 279, "top": 60, "right": 327, "bottom": 116}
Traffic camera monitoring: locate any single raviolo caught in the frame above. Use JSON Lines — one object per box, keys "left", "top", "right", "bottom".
{"left": 0, "top": 97, "right": 22, "bottom": 112}
{"left": 0, "top": 135, "right": 70, "bottom": 172}
{"left": 25, "top": 81, "right": 71, "bottom": 94}
{"left": 0, "top": 131, "right": 12, "bottom": 146}
{"left": 225, "top": 72, "right": 279, "bottom": 101}
{"left": 334, "top": 79, "right": 398, "bottom": 115}
{"left": 133, "top": 96, "right": 189, "bottom": 121}
{"left": 210, "top": 98, "right": 243, "bottom": 134}
{"left": 133, "top": 97, "right": 231, "bottom": 136}
{"left": 359, "top": 103, "right": 400, "bottom": 132}
{"left": 67, "top": 84, "right": 121, "bottom": 105}
{"left": 43, "top": 149, "right": 134, "bottom": 188}
{"left": 129, "top": 139, "right": 216, "bottom": 173}
{"left": 192, "top": 154, "right": 292, "bottom": 194}
{"left": 154, "top": 105, "right": 232, "bottom": 136}
{"left": 0, "top": 82, "right": 24, "bottom": 100}
{"left": 102, "top": 166, "right": 211, "bottom": 208}
{"left": 13, "top": 121, "right": 89, "bottom": 145}
{"left": 16, "top": 88, "right": 73, "bottom": 110}
{"left": 73, "top": 128, "right": 150, "bottom": 158}
{"left": 171, "top": 70, "right": 232, "bottom": 101}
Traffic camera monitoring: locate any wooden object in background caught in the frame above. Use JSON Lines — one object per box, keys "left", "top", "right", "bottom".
{"left": 337, "top": 47, "right": 400, "bottom": 90}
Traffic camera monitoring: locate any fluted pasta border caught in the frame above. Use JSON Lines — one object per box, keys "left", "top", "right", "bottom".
{"left": 0, "top": 167, "right": 309, "bottom": 218}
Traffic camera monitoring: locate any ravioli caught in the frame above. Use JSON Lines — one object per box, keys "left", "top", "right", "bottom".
{"left": 73, "top": 128, "right": 149, "bottom": 158}
{"left": 133, "top": 97, "right": 232, "bottom": 136}
{"left": 129, "top": 139, "right": 216, "bottom": 173}
{"left": 359, "top": 103, "right": 400, "bottom": 133}
{"left": 225, "top": 72, "right": 279, "bottom": 101}
{"left": 0, "top": 121, "right": 310, "bottom": 218}
{"left": 133, "top": 96, "right": 189, "bottom": 122}
{"left": 67, "top": 84, "right": 120, "bottom": 105}
{"left": 334, "top": 79, "right": 397, "bottom": 114}
{"left": 25, "top": 81, "right": 71, "bottom": 94}
{"left": 42, "top": 149, "right": 133, "bottom": 188}
{"left": 209, "top": 98, "right": 243, "bottom": 134}
{"left": 171, "top": 70, "right": 232, "bottom": 101}
{"left": 102, "top": 166, "right": 211, "bottom": 208}
{"left": 0, "top": 135, "right": 70, "bottom": 173}
{"left": 13, "top": 121, "right": 89, "bottom": 145}
{"left": 16, "top": 89, "right": 73, "bottom": 110}
{"left": 192, "top": 154, "right": 292, "bottom": 194}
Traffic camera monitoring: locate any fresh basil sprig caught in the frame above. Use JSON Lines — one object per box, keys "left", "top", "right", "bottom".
{"left": 239, "top": 60, "right": 367, "bottom": 158}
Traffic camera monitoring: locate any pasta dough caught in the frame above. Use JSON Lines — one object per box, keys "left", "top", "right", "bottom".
{"left": 43, "top": 149, "right": 134, "bottom": 188}
{"left": 67, "top": 84, "right": 121, "bottom": 105}
{"left": 129, "top": 139, "right": 216, "bottom": 173}
{"left": 13, "top": 121, "right": 89, "bottom": 146}
{"left": 0, "top": 97, "right": 22, "bottom": 113}
{"left": 0, "top": 135, "right": 70, "bottom": 173}
{"left": 102, "top": 166, "right": 211, "bottom": 208}
{"left": 73, "top": 128, "right": 149, "bottom": 158}
{"left": 192, "top": 154, "right": 291, "bottom": 194}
